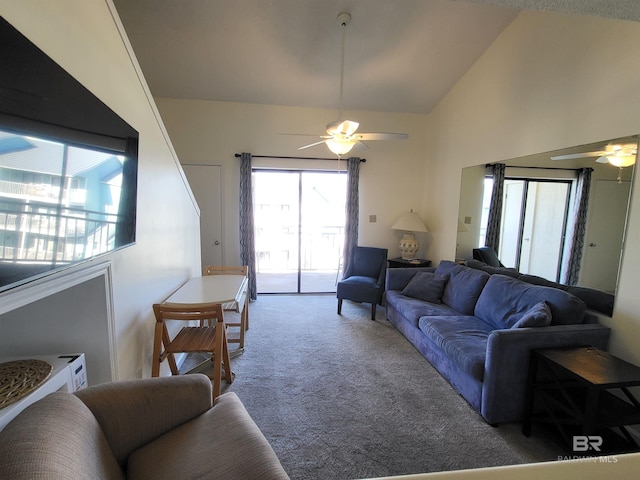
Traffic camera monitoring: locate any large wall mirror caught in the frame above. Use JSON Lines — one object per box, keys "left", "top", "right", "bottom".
{"left": 456, "top": 135, "right": 637, "bottom": 317}
{"left": 0, "top": 17, "right": 139, "bottom": 294}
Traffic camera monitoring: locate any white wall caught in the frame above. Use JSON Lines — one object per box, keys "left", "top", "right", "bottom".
{"left": 155, "top": 99, "right": 431, "bottom": 261}
{"left": 428, "top": 10, "right": 640, "bottom": 364}
{"left": 0, "top": 0, "right": 201, "bottom": 381}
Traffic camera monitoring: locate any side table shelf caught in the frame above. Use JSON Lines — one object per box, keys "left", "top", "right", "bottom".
{"left": 522, "top": 347, "right": 640, "bottom": 455}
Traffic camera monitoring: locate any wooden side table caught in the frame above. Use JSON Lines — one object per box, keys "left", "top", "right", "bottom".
{"left": 522, "top": 346, "right": 640, "bottom": 454}
{"left": 387, "top": 257, "right": 431, "bottom": 268}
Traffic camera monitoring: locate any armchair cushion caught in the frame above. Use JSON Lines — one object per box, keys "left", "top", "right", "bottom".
{"left": 340, "top": 275, "right": 380, "bottom": 288}
{"left": 75, "top": 375, "right": 213, "bottom": 468}
{"left": 0, "top": 393, "right": 124, "bottom": 480}
{"left": 127, "top": 392, "right": 289, "bottom": 480}
{"left": 401, "top": 271, "right": 447, "bottom": 304}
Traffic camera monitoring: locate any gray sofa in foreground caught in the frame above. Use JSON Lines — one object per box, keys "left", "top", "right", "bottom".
{"left": 385, "top": 260, "right": 611, "bottom": 425}
{"left": 0, "top": 375, "right": 290, "bottom": 480}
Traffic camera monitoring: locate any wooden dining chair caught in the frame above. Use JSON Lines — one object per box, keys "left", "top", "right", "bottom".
{"left": 152, "top": 302, "right": 232, "bottom": 399}
{"left": 203, "top": 265, "right": 249, "bottom": 349}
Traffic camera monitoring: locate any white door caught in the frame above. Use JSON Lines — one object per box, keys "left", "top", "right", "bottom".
{"left": 579, "top": 179, "right": 631, "bottom": 292}
{"left": 182, "top": 165, "right": 223, "bottom": 269}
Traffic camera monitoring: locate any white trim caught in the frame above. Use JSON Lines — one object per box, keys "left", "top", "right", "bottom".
{"left": 0, "top": 261, "right": 119, "bottom": 381}
{"left": 0, "top": 261, "right": 112, "bottom": 315}
{"left": 102, "top": 263, "right": 119, "bottom": 381}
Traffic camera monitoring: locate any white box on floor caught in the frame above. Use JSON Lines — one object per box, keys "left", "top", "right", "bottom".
{"left": 0, "top": 353, "right": 86, "bottom": 431}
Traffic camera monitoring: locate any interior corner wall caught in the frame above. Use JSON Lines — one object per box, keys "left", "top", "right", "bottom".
{"left": 427, "top": 10, "right": 640, "bottom": 365}
{"left": 154, "top": 98, "right": 431, "bottom": 261}
{"left": 0, "top": 0, "right": 201, "bottom": 381}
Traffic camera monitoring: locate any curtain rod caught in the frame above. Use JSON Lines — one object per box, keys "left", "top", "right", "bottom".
{"left": 235, "top": 153, "right": 365, "bottom": 162}
{"left": 486, "top": 163, "right": 581, "bottom": 171}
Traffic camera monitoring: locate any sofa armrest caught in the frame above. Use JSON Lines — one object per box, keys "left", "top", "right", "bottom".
{"left": 385, "top": 266, "right": 435, "bottom": 291}
{"left": 75, "top": 374, "right": 213, "bottom": 467}
{"left": 481, "top": 323, "right": 611, "bottom": 424}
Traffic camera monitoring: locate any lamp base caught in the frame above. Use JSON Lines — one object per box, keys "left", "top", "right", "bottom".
{"left": 399, "top": 233, "right": 419, "bottom": 260}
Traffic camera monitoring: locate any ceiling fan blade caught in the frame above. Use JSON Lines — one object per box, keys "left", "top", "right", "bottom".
{"left": 326, "top": 120, "right": 359, "bottom": 136}
{"left": 551, "top": 151, "right": 606, "bottom": 160}
{"left": 298, "top": 140, "right": 328, "bottom": 150}
{"left": 355, "top": 132, "right": 409, "bottom": 141}
{"left": 595, "top": 156, "right": 610, "bottom": 163}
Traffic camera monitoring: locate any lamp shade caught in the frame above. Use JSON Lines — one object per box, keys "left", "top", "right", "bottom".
{"left": 391, "top": 210, "right": 429, "bottom": 233}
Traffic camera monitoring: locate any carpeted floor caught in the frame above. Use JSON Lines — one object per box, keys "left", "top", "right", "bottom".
{"left": 187, "top": 294, "right": 561, "bottom": 480}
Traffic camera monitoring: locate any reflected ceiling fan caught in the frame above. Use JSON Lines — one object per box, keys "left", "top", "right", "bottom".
{"left": 551, "top": 142, "right": 637, "bottom": 168}
{"left": 297, "top": 12, "right": 408, "bottom": 157}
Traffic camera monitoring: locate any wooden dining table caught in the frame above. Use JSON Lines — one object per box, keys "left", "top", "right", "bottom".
{"left": 163, "top": 274, "right": 249, "bottom": 395}
{"left": 165, "top": 274, "right": 249, "bottom": 311}
{"left": 165, "top": 274, "right": 249, "bottom": 353}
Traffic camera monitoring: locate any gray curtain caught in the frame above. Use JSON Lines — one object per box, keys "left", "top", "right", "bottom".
{"left": 562, "top": 167, "right": 593, "bottom": 285}
{"left": 239, "top": 152, "right": 257, "bottom": 300}
{"left": 342, "top": 157, "right": 360, "bottom": 277}
{"left": 484, "top": 163, "right": 505, "bottom": 253}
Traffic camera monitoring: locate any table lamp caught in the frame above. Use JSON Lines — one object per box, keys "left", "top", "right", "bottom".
{"left": 391, "top": 210, "right": 429, "bottom": 260}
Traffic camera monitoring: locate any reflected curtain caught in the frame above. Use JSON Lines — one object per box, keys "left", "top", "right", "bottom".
{"left": 484, "top": 163, "right": 505, "bottom": 253}
{"left": 562, "top": 167, "right": 593, "bottom": 285}
{"left": 239, "top": 152, "right": 257, "bottom": 300}
{"left": 342, "top": 157, "right": 360, "bottom": 277}
{"left": 115, "top": 136, "right": 138, "bottom": 248}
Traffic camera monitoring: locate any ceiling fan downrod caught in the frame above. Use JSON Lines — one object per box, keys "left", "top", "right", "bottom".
{"left": 336, "top": 12, "right": 351, "bottom": 122}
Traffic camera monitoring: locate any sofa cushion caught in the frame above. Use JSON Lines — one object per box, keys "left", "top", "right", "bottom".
{"left": 566, "top": 285, "right": 614, "bottom": 316}
{"left": 418, "top": 315, "right": 493, "bottom": 381}
{"left": 475, "top": 274, "right": 586, "bottom": 329}
{"left": 435, "top": 261, "right": 490, "bottom": 315}
{"left": 386, "top": 290, "right": 460, "bottom": 326}
{"left": 401, "top": 271, "right": 447, "bottom": 304}
{"left": 127, "top": 392, "right": 289, "bottom": 480}
{"left": 517, "top": 273, "right": 568, "bottom": 290}
{"left": 0, "top": 393, "right": 124, "bottom": 480}
{"left": 511, "top": 301, "right": 552, "bottom": 328}
{"left": 465, "top": 259, "right": 520, "bottom": 278}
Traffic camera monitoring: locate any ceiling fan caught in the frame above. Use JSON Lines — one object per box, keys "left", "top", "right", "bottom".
{"left": 297, "top": 12, "right": 409, "bottom": 157}
{"left": 551, "top": 142, "right": 637, "bottom": 168}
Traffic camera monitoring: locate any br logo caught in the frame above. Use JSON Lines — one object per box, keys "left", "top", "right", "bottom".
{"left": 573, "top": 435, "right": 603, "bottom": 452}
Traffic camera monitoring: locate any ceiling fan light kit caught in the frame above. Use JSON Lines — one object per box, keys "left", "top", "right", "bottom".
{"left": 551, "top": 141, "right": 637, "bottom": 171}
{"left": 296, "top": 12, "right": 409, "bottom": 157}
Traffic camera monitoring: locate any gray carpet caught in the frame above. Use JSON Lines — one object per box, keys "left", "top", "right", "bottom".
{"left": 190, "top": 295, "right": 560, "bottom": 480}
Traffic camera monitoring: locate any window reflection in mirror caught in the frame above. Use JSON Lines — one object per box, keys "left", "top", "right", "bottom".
{"left": 0, "top": 128, "right": 137, "bottom": 291}
{"left": 457, "top": 135, "right": 637, "bottom": 316}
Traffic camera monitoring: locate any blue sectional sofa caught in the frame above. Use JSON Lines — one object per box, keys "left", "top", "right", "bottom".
{"left": 385, "top": 260, "right": 611, "bottom": 425}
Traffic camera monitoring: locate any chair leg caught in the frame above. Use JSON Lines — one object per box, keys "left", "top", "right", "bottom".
{"left": 337, "top": 298, "right": 343, "bottom": 315}
{"left": 371, "top": 303, "right": 376, "bottom": 321}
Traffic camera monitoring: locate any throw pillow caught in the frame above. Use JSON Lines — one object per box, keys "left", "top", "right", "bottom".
{"left": 401, "top": 272, "right": 447, "bottom": 304}
{"left": 512, "top": 301, "right": 552, "bottom": 328}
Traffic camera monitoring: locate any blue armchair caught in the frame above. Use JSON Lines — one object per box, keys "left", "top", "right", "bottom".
{"left": 337, "top": 246, "right": 388, "bottom": 320}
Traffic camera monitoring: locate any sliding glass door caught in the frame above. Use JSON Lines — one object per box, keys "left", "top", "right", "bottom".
{"left": 498, "top": 179, "right": 570, "bottom": 281}
{"left": 253, "top": 170, "right": 346, "bottom": 293}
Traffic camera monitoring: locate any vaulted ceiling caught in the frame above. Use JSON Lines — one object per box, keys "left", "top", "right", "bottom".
{"left": 113, "top": 0, "right": 640, "bottom": 115}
